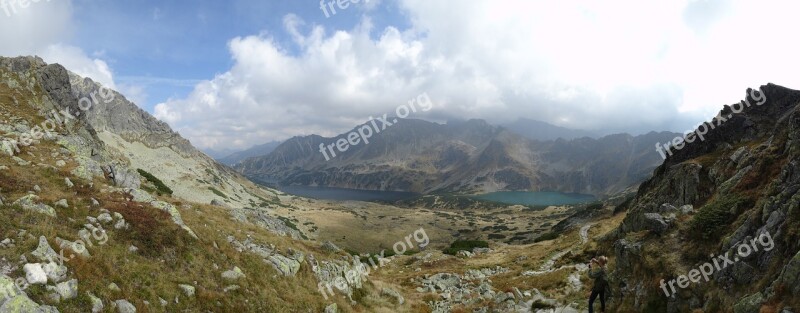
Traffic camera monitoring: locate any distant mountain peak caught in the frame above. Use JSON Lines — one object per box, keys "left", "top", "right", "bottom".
{"left": 504, "top": 118, "right": 601, "bottom": 141}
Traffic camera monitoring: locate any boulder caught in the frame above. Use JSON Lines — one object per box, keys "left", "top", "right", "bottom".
{"left": 324, "top": 303, "right": 337, "bottom": 313}
{"left": 23, "top": 264, "right": 47, "bottom": 285}
{"left": 178, "top": 284, "right": 195, "bottom": 298}
{"left": 733, "top": 292, "right": 764, "bottom": 313}
{"left": 30, "top": 236, "right": 59, "bottom": 263}
{"left": 12, "top": 195, "right": 56, "bottom": 217}
{"left": 55, "top": 279, "right": 78, "bottom": 301}
{"left": 43, "top": 262, "right": 68, "bottom": 283}
{"left": 641, "top": 213, "right": 670, "bottom": 234}
{"left": 114, "top": 299, "right": 136, "bottom": 313}
{"left": 87, "top": 292, "right": 103, "bottom": 313}
{"left": 321, "top": 241, "right": 341, "bottom": 253}
{"left": 268, "top": 254, "right": 302, "bottom": 277}
{"left": 150, "top": 201, "right": 197, "bottom": 238}
{"left": 381, "top": 287, "right": 405, "bottom": 305}
{"left": 221, "top": 267, "right": 245, "bottom": 281}
{"left": 97, "top": 213, "right": 113, "bottom": 224}
{"left": 54, "top": 199, "right": 68, "bottom": 209}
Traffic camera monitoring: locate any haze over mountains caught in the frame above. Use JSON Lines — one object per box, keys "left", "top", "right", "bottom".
{"left": 213, "top": 141, "right": 282, "bottom": 166}
{"left": 234, "top": 118, "right": 679, "bottom": 195}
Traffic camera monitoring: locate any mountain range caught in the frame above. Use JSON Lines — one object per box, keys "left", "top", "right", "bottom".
{"left": 235, "top": 118, "right": 679, "bottom": 196}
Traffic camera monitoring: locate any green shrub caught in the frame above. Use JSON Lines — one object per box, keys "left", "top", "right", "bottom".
{"left": 614, "top": 196, "right": 634, "bottom": 214}
{"left": 442, "top": 240, "right": 489, "bottom": 255}
{"left": 690, "top": 195, "right": 750, "bottom": 239}
{"left": 208, "top": 187, "right": 228, "bottom": 199}
{"left": 533, "top": 231, "right": 559, "bottom": 243}
{"left": 137, "top": 169, "right": 173, "bottom": 195}
{"left": 531, "top": 300, "right": 555, "bottom": 310}
{"left": 586, "top": 202, "right": 604, "bottom": 211}
{"left": 488, "top": 233, "right": 506, "bottom": 239}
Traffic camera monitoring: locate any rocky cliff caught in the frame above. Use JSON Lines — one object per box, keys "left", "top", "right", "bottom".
{"left": 607, "top": 83, "right": 800, "bottom": 312}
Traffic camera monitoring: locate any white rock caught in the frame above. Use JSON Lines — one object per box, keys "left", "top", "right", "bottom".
{"left": 23, "top": 263, "right": 48, "bottom": 284}
{"left": 221, "top": 267, "right": 246, "bottom": 281}
{"left": 54, "top": 199, "right": 68, "bottom": 209}
{"left": 178, "top": 284, "right": 195, "bottom": 298}
{"left": 43, "top": 262, "right": 68, "bottom": 283}
{"left": 114, "top": 299, "right": 137, "bottom": 313}
{"left": 55, "top": 279, "right": 79, "bottom": 300}
{"left": 88, "top": 292, "right": 104, "bottom": 313}
{"left": 97, "top": 213, "right": 113, "bottom": 224}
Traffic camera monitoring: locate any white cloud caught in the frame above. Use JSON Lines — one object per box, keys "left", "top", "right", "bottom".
{"left": 0, "top": 0, "right": 116, "bottom": 88}
{"left": 156, "top": 0, "right": 800, "bottom": 150}
{"left": 39, "top": 44, "right": 116, "bottom": 88}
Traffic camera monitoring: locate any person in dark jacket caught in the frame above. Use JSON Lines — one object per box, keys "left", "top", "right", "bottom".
{"left": 587, "top": 256, "right": 608, "bottom": 313}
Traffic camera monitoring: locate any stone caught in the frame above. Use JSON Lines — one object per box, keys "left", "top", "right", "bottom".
{"left": 12, "top": 156, "right": 29, "bottom": 166}
{"left": 54, "top": 199, "right": 68, "bottom": 209}
{"left": 0, "top": 274, "right": 21, "bottom": 300}
{"left": 321, "top": 241, "right": 341, "bottom": 253}
{"left": 178, "top": 284, "right": 195, "bottom": 298}
{"left": 733, "top": 292, "right": 765, "bottom": 313}
{"left": 0, "top": 141, "right": 15, "bottom": 156}
{"left": 381, "top": 287, "right": 405, "bottom": 305}
{"left": 114, "top": 219, "right": 128, "bottom": 230}
{"left": 88, "top": 292, "right": 104, "bottom": 313}
{"left": 268, "top": 254, "right": 302, "bottom": 277}
{"left": 31, "top": 236, "right": 59, "bottom": 263}
{"left": 55, "top": 160, "right": 66, "bottom": 167}
{"left": 23, "top": 263, "right": 47, "bottom": 285}
{"left": 221, "top": 267, "right": 245, "bottom": 281}
{"left": 324, "top": 303, "right": 338, "bottom": 313}
{"left": 128, "top": 246, "right": 139, "bottom": 254}
{"left": 42, "top": 262, "right": 68, "bottom": 283}
{"left": 114, "top": 299, "right": 136, "bottom": 313}
{"left": 150, "top": 201, "right": 197, "bottom": 238}
{"left": 108, "top": 283, "right": 121, "bottom": 292}
{"left": 0, "top": 294, "right": 39, "bottom": 312}
{"left": 12, "top": 195, "right": 56, "bottom": 217}
{"left": 641, "top": 213, "right": 670, "bottom": 234}
{"left": 127, "top": 189, "right": 154, "bottom": 203}
{"left": 97, "top": 213, "right": 113, "bottom": 224}
{"left": 55, "top": 279, "right": 78, "bottom": 300}
{"left": 210, "top": 199, "right": 228, "bottom": 207}
{"left": 64, "top": 178, "right": 74, "bottom": 188}
{"left": 55, "top": 237, "right": 91, "bottom": 258}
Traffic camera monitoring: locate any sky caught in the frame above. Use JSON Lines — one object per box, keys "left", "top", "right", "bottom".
{"left": 1, "top": 0, "right": 799, "bottom": 152}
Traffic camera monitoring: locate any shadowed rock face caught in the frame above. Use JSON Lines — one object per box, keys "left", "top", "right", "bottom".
{"left": 237, "top": 118, "right": 679, "bottom": 196}
{"left": 609, "top": 84, "right": 800, "bottom": 312}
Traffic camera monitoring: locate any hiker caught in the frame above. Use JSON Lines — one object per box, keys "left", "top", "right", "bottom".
{"left": 587, "top": 256, "right": 609, "bottom": 313}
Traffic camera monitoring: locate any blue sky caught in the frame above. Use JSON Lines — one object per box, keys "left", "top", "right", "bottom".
{"left": 2, "top": 0, "right": 800, "bottom": 151}
{"left": 68, "top": 0, "right": 410, "bottom": 112}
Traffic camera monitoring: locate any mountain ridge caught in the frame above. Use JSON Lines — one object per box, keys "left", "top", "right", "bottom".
{"left": 236, "top": 118, "right": 680, "bottom": 196}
